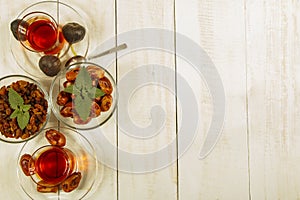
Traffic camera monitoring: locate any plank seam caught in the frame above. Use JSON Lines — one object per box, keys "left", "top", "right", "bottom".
{"left": 115, "top": 0, "right": 119, "bottom": 200}
{"left": 244, "top": 1, "right": 252, "bottom": 200}
{"left": 174, "top": 1, "right": 179, "bottom": 200}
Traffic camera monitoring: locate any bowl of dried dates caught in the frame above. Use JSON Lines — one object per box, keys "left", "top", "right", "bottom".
{"left": 0, "top": 75, "right": 50, "bottom": 143}
{"left": 50, "top": 62, "right": 117, "bottom": 130}
{"left": 17, "top": 127, "right": 99, "bottom": 199}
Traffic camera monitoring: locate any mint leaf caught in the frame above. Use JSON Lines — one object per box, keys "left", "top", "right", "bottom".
{"left": 74, "top": 67, "right": 92, "bottom": 90}
{"left": 8, "top": 88, "right": 31, "bottom": 129}
{"left": 94, "top": 88, "right": 105, "bottom": 98}
{"left": 88, "top": 87, "right": 105, "bottom": 99}
{"left": 74, "top": 96, "right": 92, "bottom": 121}
{"left": 10, "top": 109, "right": 20, "bottom": 119}
{"left": 21, "top": 104, "right": 31, "bottom": 112}
{"left": 8, "top": 88, "right": 24, "bottom": 109}
{"left": 64, "top": 84, "right": 81, "bottom": 96}
{"left": 17, "top": 111, "right": 30, "bottom": 130}
{"left": 64, "top": 84, "right": 74, "bottom": 93}
{"left": 64, "top": 67, "right": 106, "bottom": 122}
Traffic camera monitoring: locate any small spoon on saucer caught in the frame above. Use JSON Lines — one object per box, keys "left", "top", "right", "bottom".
{"left": 65, "top": 43, "right": 127, "bottom": 67}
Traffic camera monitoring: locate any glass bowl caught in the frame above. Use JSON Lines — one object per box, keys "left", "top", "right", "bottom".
{"left": 10, "top": 1, "right": 89, "bottom": 79}
{"left": 0, "top": 75, "right": 51, "bottom": 143}
{"left": 50, "top": 62, "right": 117, "bottom": 130}
{"left": 17, "top": 126, "right": 99, "bottom": 200}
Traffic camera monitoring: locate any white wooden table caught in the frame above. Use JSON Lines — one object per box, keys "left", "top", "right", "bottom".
{"left": 1, "top": 0, "right": 300, "bottom": 199}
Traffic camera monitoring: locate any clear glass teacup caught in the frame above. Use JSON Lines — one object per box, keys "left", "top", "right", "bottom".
{"left": 17, "top": 11, "right": 66, "bottom": 54}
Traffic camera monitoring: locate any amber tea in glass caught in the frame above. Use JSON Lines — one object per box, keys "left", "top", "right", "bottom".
{"left": 29, "top": 145, "right": 76, "bottom": 186}
{"left": 18, "top": 12, "right": 65, "bottom": 54}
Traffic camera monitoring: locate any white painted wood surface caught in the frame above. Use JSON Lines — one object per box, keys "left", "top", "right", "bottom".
{"left": 0, "top": 0, "right": 300, "bottom": 199}
{"left": 176, "top": 0, "right": 249, "bottom": 199}
{"left": 246, "top": 0, "right": 300, "bottom": 199}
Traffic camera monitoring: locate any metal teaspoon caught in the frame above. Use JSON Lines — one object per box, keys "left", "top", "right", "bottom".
{"left": 65, "top": 43, "right": 127, "bottom": 67}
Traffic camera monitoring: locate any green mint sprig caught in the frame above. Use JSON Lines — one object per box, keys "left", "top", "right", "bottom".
{"left": 8, "top": 88, "right": 31, "bottom": 130}
{"left": 64, "top": 67, "right": 105, "bottom": 121}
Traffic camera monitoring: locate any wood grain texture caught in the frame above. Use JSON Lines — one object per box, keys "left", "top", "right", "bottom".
{"left": 246, "top": 0, "right": 300, "bottom": 199}
{"left": 1, "top": 0, "right": 300, "bottom": 199}
{"left": 116, "top": 0, "right": 177, "bottom": 199}
{"left": 176, "top": 0, "right": 249, "bottom": 199}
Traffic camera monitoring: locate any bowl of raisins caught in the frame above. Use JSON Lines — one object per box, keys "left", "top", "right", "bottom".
{"left": 50, "top": 62, "right": 117, "bottom": 130}
{"left": 0, "top": 75, "right": 51, "bottom": 143}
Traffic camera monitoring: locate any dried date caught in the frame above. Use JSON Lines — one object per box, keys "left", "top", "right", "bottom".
{"left": 100, "top": 95, "right": 113, "bottom": 111}
{"left": 60, "top": 102, "right": 74, "bottom": 118}
{"left": 87, "top": 65, "right": 104, "bottom": 79}
{"left": 66, "top": 67, "right": 80, "bottom": 82}
{"left": 45, "top": 129, "right": 66, "bottom": 147}
{"left": 57, "top": 91, "right": 71, "bottom": 106}
{"left": 37, "top": 181, "right": 58, "bottom": 193}
{"left": 99, "top": 76, "right": 113, "bottom": 94}
{"left": 20, "top": 154, "right": 33, "bottom": 176}
{"left": 61, "top": 172, "right": 82, "bottom": 192}
{"left": 90, "top": 101, "right": 101, "bottom": 118}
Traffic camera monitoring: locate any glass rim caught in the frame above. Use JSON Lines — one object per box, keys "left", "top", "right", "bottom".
{"left": 49, "top": 62, "right": 118, "bottom": 130}
{"left": 18, "top": 11, "right": 59, "bottom": 53}
{"left": 29, "top": 145, "right": 71, "bottom": 187}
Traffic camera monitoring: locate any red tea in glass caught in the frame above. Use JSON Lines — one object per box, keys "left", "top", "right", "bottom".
{"left": 19, "top": 11, "right": 65, "bottom": 54}
{"left": 30, "top": 145, "right": 75, "bottom": 186}
{"left": 26, "top": 19, "right": 58, "bottom": 52}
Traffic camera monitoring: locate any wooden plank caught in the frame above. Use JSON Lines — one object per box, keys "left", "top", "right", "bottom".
{"left": 246, "top": 0, "right": 300, "bottom": 199}
{"left": 60, "top": 0, "right": 118, "bottom": 199}
{"left": 116, "top": 0, "right": 177, "bottom": 199}
{"left": 176, "top": 0, "right": 249, "bottom": 199}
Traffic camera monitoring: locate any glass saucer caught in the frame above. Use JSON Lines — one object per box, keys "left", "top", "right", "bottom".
{"left": 17, "top": 126, "right": 101, "bottom": 200}
{"left": 10, "top": 1, "right": 89, "bottom": 79}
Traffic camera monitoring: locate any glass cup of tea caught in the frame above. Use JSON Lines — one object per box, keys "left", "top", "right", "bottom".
{"left": 17, "top": 11, "right": 65, "bottom": 54}
{"left": 28, "top": 145, "right": 76, "bottom": 187}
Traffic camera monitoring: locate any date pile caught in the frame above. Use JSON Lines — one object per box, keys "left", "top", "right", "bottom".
{"left": 57, "top": 65, "right": 113, "bottom": 124}
{"left": 0, "top": 80, "right": 48, "bottom": 139}
{"left": 20, "top": 129, "right": 82, "bottom": 193}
